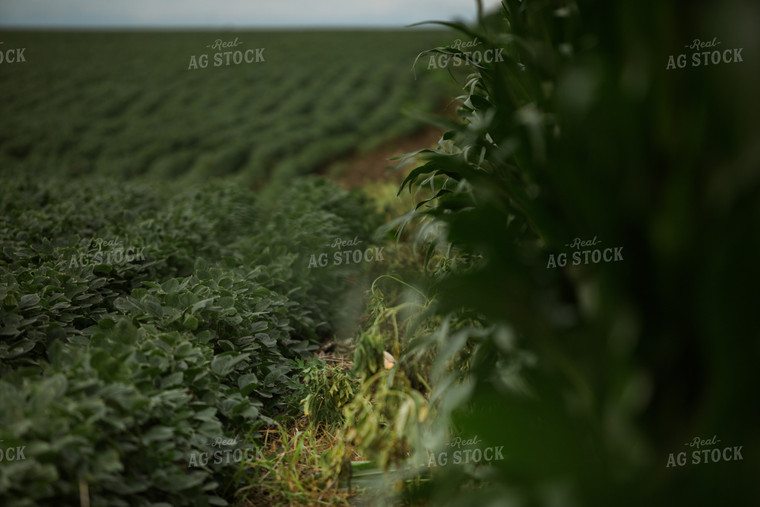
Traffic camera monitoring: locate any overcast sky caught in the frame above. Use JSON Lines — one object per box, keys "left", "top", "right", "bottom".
{"left": 0, "top": 0, "right": 504, "bottom": 28}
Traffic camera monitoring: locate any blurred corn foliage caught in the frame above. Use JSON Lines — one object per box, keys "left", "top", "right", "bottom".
{"left": 366, "top": 0, "right": 760, "bottom": 505}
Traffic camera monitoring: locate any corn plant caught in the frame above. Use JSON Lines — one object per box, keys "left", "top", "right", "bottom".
{"left": 393, "top": 0, "right": 760, "bottom": 506}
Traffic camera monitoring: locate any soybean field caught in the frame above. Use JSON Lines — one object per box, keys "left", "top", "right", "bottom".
{"left": 0, "top": 27, "right": 457, "bottom": 506}
{"left": 0, "top": 30, "right": 452, "bottom": 185}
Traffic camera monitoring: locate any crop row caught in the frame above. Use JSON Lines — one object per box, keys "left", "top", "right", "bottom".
{"left": 0, "top": 30, "right": 450, "bottom": 183}
{"left": 0, "top": 174, "right": 382, "bottom": 504}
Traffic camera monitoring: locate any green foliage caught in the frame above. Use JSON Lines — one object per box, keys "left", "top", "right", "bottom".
{"left": 290, "top": 357, "right": 357, "bottom": 427}
{"left": 341, "top": 369, "right": 428, "bottom": 472}
{"left": 0, "top": 174, "right": 381, "bottom": 504}
{"left": 323, "top": 275, "right": 437, "bottom": 501}
{"left": 234, "top": 421, "right": 350, "bottom": 506}
{"left": 391, "top": 1, "right": 760, "bottom": 506}
{"left": 352, "top": 330, "right": 386, "bottom": 380}
{"left": 0, "top": 320, "right": 227, "bottom": 506}
{"left": 0, "top": 30, "right": 449, "bottom": 185}
{"left": 241, "top": 177, "right": 383, "bottom": 337}
{"left": 112, "top": 266, "right": 300, "bottom": 422}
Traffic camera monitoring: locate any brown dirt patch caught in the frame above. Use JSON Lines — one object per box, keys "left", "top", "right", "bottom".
{"left": 326, "top": 127, "right": 443, "bottom": 190}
